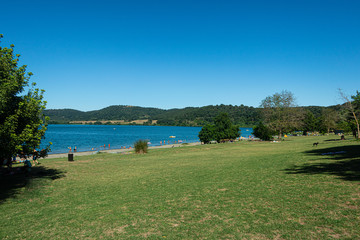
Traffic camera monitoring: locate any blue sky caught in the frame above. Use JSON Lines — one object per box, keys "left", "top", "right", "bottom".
{"left": 1, "top": 0, "right": 359, "bottom": 111}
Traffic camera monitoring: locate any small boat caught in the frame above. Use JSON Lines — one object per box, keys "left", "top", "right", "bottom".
{"left": 169, "top": 136, "right": 176, "bottom": 138}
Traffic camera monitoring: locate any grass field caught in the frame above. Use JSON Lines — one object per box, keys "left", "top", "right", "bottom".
{"left": 1, "top": 136, "right": 359, "bottom": 239}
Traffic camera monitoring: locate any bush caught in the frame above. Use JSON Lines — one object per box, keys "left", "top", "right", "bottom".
{"left": 198, "top": 113, "right": 240, "bottom": 144}
{"left": 134, "top": 139, "right": 148, "bottom": 154}
{"left": 198, "top": 124, "right": 216, "bottom": 144}
{"left": 253, "top": 122, "right": 274, "bottom": 141}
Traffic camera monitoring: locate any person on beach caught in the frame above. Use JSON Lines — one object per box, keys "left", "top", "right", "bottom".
{"left": 108, "top": 144, "right": 110, "bottom": 149}
{"left": 74, "top": 146, "right": 77, "bottom": 152}
{"left": 68, "top": 147, "right": 72, "bottom": 153}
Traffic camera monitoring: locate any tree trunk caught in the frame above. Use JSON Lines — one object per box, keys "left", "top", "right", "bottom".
{"left": 351, "top": 111, "right": 360, "bottom": 140}
{"left": 278, "top": 129, "right": 282, "bottom": 140}
{"left": 355, "top": 119, "right": 360, "bottom": 140}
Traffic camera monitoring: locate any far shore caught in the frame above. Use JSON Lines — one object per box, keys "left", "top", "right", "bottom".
{"left": 46, "top": 142, "right": 202, "bottom": 159}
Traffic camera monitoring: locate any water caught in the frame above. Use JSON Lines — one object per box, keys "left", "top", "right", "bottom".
{"left": 41, "top": 125, "right": 253, "bottom": 154}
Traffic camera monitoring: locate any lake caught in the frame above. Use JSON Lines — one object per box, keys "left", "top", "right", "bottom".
{"left": 41, "top": 125, "right": 253, "bottom": 154}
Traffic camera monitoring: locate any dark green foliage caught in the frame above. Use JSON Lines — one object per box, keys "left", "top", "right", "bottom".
{"left": 260, "top": 90, "right": 302, "bottom": 139}
{"left": 134, "top": 139, "right": 148, "bottom": 154}
{"left": 351, "top": 91, "right": 360, "bottom": 139}
{"left": 45, "top": 104, "right": 262, "bottom": 127}
{"left": 302, "top": 111, "right": 318, "bottom": 134}
{"left": 0, "top": 35, "right": 50, "bottom": 161}
{"left": 198, "top": 113, "right": 240, "bottom": 143}
{"left": 155, "top": 104, "right": 261, "bottom": 127}
{"left": 44, "top": 103, "right": 344, "bottom": 128}
{"left": 339, "top": 90, "right": 360, "bottom": 139}
{"left": 252, "top": 122, "right": 274, "bottom": 141}
{"left": 213, "top": 112, "right": 240, "bottom": 142}
{"left": 45, "top": 105, "right": 165, "bottom": 122}
{"left": 352, "top": 91, "right": 360, "bottom": 110}
{"left": 198, "top": 124, "right": 216, "bottom": 144}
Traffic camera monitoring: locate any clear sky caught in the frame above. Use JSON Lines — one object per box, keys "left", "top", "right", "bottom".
{"left": 1, "top": 0, "right": 359, "bottom": 111}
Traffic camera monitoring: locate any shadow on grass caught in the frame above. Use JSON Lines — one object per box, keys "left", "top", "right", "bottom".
{"left": 0, "top": 166, "right": 65, "bottom": 204}
{"left": 285, "top": 145, "right": 360, "bottom": 181}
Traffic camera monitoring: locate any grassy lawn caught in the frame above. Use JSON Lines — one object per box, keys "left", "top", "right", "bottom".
{"left": 1, "top": 136, "right": 359, "bottom": 239}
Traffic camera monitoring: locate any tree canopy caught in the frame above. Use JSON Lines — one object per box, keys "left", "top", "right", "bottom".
{"left": 260, "top": 90, "right": 302, "bottom": 139}
{"left": 252, "top": 122, "right": 274, "bottom": 141}
{"left": 339, "top": 89, "right": 360, "bottom": 139}
{"left": 198, "top": 113, "right": 240, "bottom": 144}
{"left": 0, "top": 35, "right": 50, "bottom": 162}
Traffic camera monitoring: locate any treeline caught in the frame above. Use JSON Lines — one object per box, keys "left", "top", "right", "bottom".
{"left": 45, "top": 104, "right": 337, "bottom": 127}
{"left": 45, "top": 106, "right": 165, "bottom": 124}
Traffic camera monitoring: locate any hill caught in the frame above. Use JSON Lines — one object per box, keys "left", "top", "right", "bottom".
{"left": 45, "top": 104, "right": 335, "bottom": 127}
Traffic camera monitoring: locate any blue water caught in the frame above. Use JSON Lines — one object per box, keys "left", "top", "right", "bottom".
{"left": 41, "top": 125, "right": 253, "bottom": 154}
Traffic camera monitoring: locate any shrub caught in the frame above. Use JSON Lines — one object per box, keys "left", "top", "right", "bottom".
{"left": 253, "top": 122, "right": 274, "bottom": 141}
{"left": 134, "top": 139, "right": 148, "bottom": 154}
{"left": 198, "top": 113, "right": 240, "bottom": 144}
{"left": 198, "top": 124, "right": 216, "bottom": 144}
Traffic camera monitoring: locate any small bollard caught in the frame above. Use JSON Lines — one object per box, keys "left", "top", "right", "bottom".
{"left": 68, "top": 153, "right": 74, "bottom": 161}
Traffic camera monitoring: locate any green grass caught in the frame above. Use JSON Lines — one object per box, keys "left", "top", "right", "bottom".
{"left": 1, "top": 136, "right": 359, "bottom": 239}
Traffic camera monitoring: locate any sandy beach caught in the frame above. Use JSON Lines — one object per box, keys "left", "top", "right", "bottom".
{"left": 46, "top": 142, "right": 201, "bottom": 159}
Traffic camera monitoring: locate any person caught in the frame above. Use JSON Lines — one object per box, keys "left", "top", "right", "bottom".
{"left": 24, "top": 158, "right": 32, "bottom": 173}
{"left": 74, "top": 146, "right": 77, "bottom": 152}
{"left": 32, "top": 149, "right": 40, "bottom": 165}
{"left": 20, "top": 152, "right": 31, "bottom": 173}
{"left": 108, "top": 144, "right": 110, "bottom": 149}
{"left": 68, "top": 146, "right": 72, "bottom": 153}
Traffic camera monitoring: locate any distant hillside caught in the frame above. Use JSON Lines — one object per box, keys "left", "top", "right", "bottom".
{"left": 45, "top": 104, "right": 335, "bottom": 127}
{"left": 46, "top": 105, "right": 165, "bottom": 124}
{"left": 154, "top": 105, "right": 261, "bottom": 127}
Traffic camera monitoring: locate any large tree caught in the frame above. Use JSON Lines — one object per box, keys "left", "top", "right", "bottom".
{"left": 260, "top": 90, "right": 302, "bottom": 139}
{"left": 198, "top": 113, "right": 240, "bottom": 143}
{"left": 302, "top": 111, "right": 317, "bottom": 134}
{"left": 320, "top": 108, "right": 338, "bottom": 134}
{"left": 0, "top": 35, "right": 50, "bottom": 163}
{"left": 339, "top": 89, "right": 360, "bottom": 139}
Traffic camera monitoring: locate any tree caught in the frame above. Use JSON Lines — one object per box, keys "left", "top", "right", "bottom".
{"left": 339, "top": 89, "right": 360, "bottom": 139}
{"left": 260, "top": 90, "right": 301, "bottom": 139}
{"left": 252, "top": 122, "right": 274, "bottom": 141}
{"left": 320, "top": 108, "right": 338, "bottom": 134}
{"left": 0, "top": 35, "right": 50, "bottom": 164}
{"left": 198, "top": 124, "right": 216, "bottom": 144}
{"left": 302, "top": 111, "right": 317, "bottom": 135}
{"left": 213, "top": 112, "right": 240, "bottom": 142}
{"left": 198, "top": 113, "right": 240, "bottom": 143}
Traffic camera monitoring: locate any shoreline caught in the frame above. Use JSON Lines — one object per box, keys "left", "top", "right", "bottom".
{"left": 45, "top": 142, "right": 201, "bottom": 159}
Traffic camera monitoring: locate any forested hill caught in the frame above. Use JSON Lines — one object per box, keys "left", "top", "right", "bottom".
{"left": 45, "top": 106, "right": 165, "bottom": 123}
{"left": 44, "top": 104, "right": 331, "bottom": 127}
